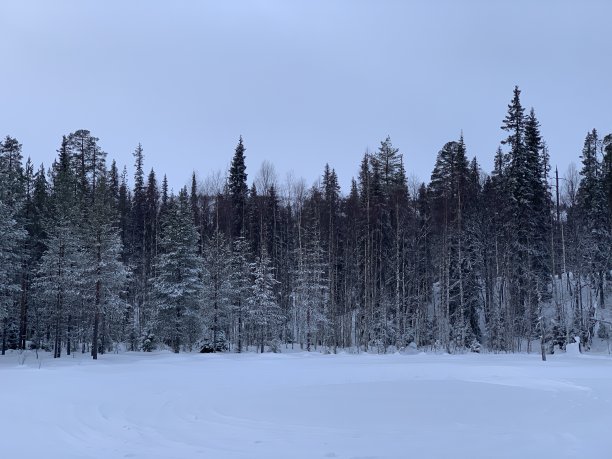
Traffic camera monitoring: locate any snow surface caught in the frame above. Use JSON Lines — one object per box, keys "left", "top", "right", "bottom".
{"left": 2, "top": 349, "right": 612, "bottom": 459}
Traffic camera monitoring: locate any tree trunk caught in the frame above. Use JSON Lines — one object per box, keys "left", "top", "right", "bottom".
{"left": 599, "top": 271, "right": 605, "bottom": 309}
{"left": 92, "top": 310, "right": 100, "bottom": 360}
{"left": 1, "top": 317, "right": 7, "bottom": 355}
{"left": 54, "top": 314, "right": 61, "bottom": 358}
{"left": 100, "top": 313, "right": 106, "bottom": 355}
{"left": 173, "top": 305, "right": 181, "bottom": 353}
{"left": 306, "top": 308, "right": 311, "bottom": 352}
{"left": 237, "top": 300, "right": 242, "bottom": 353}
{"left": 66, "top": 314, "right": 71, "bottom": 356}
{"left": 92, "top": 273, "right": 101, "bottom": 359}
{"left": 19, "top": 272, "right": 28, "bottom": 350}
{"left": 260, "top": 327, "right": 264, "bottom": 353}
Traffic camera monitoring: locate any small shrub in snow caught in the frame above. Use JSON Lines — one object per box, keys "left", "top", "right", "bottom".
{"left": 268, "top": 338, "right": 282, "bottom": 354}
{"left": 140, "top": 332, "right": 156, "bottom": 352}
{"left": 199, "top": 334, "right": 229, "bottom": 353}
{"left": 597, "top": 323, "right": 609, "bottom": 340}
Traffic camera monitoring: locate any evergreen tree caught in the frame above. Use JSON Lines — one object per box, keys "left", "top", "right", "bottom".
{"left": 0, "top": 136, "right": 28, "bottom": 352}
{"left": 500, "top": 88, "right": 552, "bottom": 351}
{"left": 248, "top": 250, "right": 282, "bottom": 353}
{"left": 603, "top": 134, "right": 612, "bottom": 220}
{"left": 229, "top": 136, "right": 248, "bottom": 238}
{"left": 201, "top": 230, "right": 232, "bottom": 351}
{"left": 130, "top": 143, "right": 148, "bottom": 344}
{"left": 376, "top": 136, "right": 403, "bottom": 195}
{"left": 84, "top": 174, "right": 128, "bottom": 359}
{"left": 428, "top": 137, "right": 480, "bottom": 348}
{"left": 151, "top": 188, "right": 202, "bottom": 352}
{"left": 33, "top": 222, "right": 85, "bottom": 357}
{"left": 576, "top": 129, "right": 609, "bottom": 315}
{"left": 231, "top": 236, "right": 253, "bottom": 353}
{"left": 291, "top": 229, "right": 329, "bottom": 351}
{"left": 65, "top": 130, "right": 104, "bottom": 205}
{"left": 0, "top": 200, "right": 26, "bottom": 353}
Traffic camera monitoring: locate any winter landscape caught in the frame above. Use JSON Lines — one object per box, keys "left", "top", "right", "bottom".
{"left": 2, "top": 347, "right": 612, "bottom": 459}
{"left": 2, "top": 1, "right": 612, "bottom": 458}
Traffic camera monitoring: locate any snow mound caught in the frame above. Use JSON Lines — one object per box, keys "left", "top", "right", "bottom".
{"left": 566, "top": 336, "right": 582, "bottom": 355}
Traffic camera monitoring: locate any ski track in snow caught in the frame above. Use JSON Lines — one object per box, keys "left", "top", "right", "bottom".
{"left": 2, "top": 350, "right": 612, "bottom": 459}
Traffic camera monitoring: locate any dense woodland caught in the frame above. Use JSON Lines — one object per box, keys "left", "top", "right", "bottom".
{"left": 1, "top": 87, "right": 611, "bottom": 359}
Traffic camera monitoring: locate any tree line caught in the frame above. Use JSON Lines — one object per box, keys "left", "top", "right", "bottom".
{"left": 0, "top": 87, "right": 610, "bottom": 358}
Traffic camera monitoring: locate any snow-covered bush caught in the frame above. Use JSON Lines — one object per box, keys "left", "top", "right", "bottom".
{"left": 140, "top": 332, "right": 156, "bottom": 352}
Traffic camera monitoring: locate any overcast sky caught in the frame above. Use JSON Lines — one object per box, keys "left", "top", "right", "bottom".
{"left": 2, "top": 0, "right": 611, "bottom": 193}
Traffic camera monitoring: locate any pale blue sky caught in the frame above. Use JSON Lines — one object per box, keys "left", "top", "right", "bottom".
{"left": 1, "top": 0, "right": 611, "bottom": 192}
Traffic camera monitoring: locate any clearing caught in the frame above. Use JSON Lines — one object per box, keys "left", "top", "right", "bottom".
{"left": 1, "top": 349, "right": 611, "bottom": 458}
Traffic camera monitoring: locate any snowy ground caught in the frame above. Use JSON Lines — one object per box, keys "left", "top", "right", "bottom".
{"left": 1, "top": 349, "right": 611, "bottom": 459}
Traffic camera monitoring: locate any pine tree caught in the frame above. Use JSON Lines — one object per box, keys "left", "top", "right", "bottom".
{"left": 321, "top": 164, "right": 341, "bottom": 349}
{"left": 0, "top": 200, "right": 26, "bottom": 353}
{"left": 33, "top": 222, "right": 85, "bottom": 357}
{"left": 499, "top": 88, "right": 552, "bottom": 351}
{"left": 248, "top": 250, "right": 282, "bottom": 352}
{"left": 85, "top": 174, "right": 128, "bottom": 359}
{"left": 0, "top": 136, "right": 28, "bottom": 353}
{"left": 291, "top": 229, "right": 329, "bottom": 351}
{"left": 65, "top": 130, "right": 104, "bottom": 205}
{"left": 603, "top": 134, "right": 612, "bottom": 221}
{"left": 229, "top": 136, "right": 248, "bottom": 238}
{"left": 17, "top": 160, "right": 48, "bottom": 349}
{"left": 376, "top": 136, "right": 403, "bottom": 195}
{"left": 201, "top": 230, "right": 232, "bottom": 351}
{"left": 576, "top": 129, "right": 609, "bottom": 317}
{"left": 151, "top": 188, "right": 202, "bottom": 352}
{"left": 36, "top": 138, "right": 83, "bottom": 356}
{"left": 129, "top": 143, "right": 149, "bottom": 344}
{"left": 145, "top": 168, "right": 160, "bottom": 277}
{"left": 231, "top": 236, "right": 253, "bottom": 352}
{"left": 118, "top": 167, "right": 131, "bottom": 255}
{"left": 0, "top": 135, "right": 26, "bottom": 207}
{"left": 428, "top": 137, "right": 480, "bottom": 349}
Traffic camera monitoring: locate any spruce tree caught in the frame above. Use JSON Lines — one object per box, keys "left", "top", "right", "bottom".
{"left": 500, "top": 87, "right": 552, "bottom": 350}
{"left": 291, "top": 228, "right": 329, "bottom": 351}
{"left": 201, "top": 230, "right": 232, "bottom": 351}
{"left": 151, "top": 188, "right": 202, "bottom": 352}
{"left": 576, "top": 129, "right": 609, "bottom": 315}
{"left": 248, "top": 249, "right": 282, "bottom": 353}
{"left": 231, "top": 236, "right": 253, "bottom": 352}
{"left": 229, "top": 136, "right": 248, "bottom": 238}
{"left": 85, "top": 174, "right": 128, "bottom": 359}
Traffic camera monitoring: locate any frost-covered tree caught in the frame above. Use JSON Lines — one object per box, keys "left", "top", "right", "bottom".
{"left": 231, "top": 236, "right": 253, "bottom": 353}
{"left": 201, "top": 230, "right": 232, "bottom": 351}
{"left": 499, "top": 88, "right": 552, "bottom": 351}
{"left": 151, "top": 188, "right": 202, "bottom": 352}
{"left": 84, "top": 175, "right": 128, "bottom": 359}
{"left": 291, "top": 231, "right": 329, "bottom": 351}
{"left": 0, "top": 201, "right": 26, "bottom": 354}
{"left": 575, "top": 130, "right": 610, "bottom": 326}
{"left": 0, "top": 136, "right": 27, "bottom": 353}
{"left": 248, "top": 250, "right": 282, "bottom": 352}
{"left": 33, "top": 222, "right": 86, "bottom": 357}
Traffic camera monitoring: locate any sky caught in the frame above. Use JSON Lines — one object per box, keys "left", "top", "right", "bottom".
{"left": 1, "top": 0, "right": 611, "bottom": 193}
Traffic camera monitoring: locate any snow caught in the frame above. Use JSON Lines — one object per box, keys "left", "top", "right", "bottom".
{"left": 2, "top": 350, "right": 612, "bottom": 459}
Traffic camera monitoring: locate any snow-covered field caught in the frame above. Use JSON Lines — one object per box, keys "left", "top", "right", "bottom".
{"left": 2, "top": 349, "right": 611, "bottom": 459}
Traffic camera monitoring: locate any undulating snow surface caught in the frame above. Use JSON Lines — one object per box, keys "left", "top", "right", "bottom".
{"left": 2, "top": 350, "right": 611, "bottom": 459}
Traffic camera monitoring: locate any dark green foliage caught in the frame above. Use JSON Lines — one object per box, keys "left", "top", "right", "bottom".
{"left": 229, "top": 136, "right": 248, "bottom": 238}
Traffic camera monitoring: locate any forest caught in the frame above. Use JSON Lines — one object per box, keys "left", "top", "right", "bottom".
{"left": 1, "top": 87, "right": 611, "bottom": 359}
